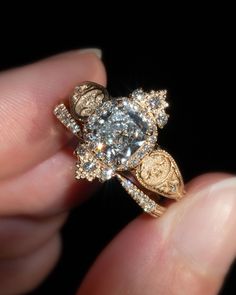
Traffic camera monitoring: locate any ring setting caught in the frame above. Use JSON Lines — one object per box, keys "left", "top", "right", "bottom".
{"left": 54, "top": 82, "right": 185, "bottom": 217}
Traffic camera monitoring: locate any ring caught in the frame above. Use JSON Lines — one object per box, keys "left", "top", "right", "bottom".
{"left": 54, "top": 82, "right": 185, "bottom": 217}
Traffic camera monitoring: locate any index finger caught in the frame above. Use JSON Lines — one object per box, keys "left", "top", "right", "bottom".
{"left": 0, "top": 49, "right": 106, "bottom": 179}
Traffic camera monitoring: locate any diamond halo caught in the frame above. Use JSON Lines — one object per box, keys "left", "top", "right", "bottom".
{"left": 84, "top": 97, "right": 158, "bottom": 170}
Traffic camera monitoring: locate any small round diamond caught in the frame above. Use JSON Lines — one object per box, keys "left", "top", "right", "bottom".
{"left": 76, "top": 145, "right": 86, "bottom": 156}
{"left": 131, "top": 89, "right": 145, "bottom": 100}
{"left": 101, "top": 168, "right": 114, "bottom": 181}
{"left": 157, "top": 112, "right": 169, "bottom": 128}
{"left": 83, "top": 162, "right": 96, "bottom": 172}
{"left": 148, "top": 97, "right": 161, "bottom": 108}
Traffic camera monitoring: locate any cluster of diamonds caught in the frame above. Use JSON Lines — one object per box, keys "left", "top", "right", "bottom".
{"left": 73, "top": 88, "right": 169, "bottom": 182}
{"left": 75, "top": 144, "right": 115, "bottom": 182}
{"left": 131, "top": 88, "right": 169, "bottom": 129}
{"left": 54, "top": 104, "right": 81, "bottom": 135}
{"left": 117, "top": 175, "right": 165, "bottom": 217}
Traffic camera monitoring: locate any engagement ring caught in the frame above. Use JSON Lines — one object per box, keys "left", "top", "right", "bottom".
{"left": 54, "top": 82, "right": 185, "bottom": 217}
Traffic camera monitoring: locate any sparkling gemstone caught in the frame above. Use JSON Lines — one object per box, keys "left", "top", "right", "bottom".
{"left": 148, "top": 97, "right": 161, "bottom": 108}
{"left": 131, "top": 89, "right": 145, "bottom": 100}
{"left": 157, "top": 112, "right": 168, "bottom": 128}
{"left": 101, "top": 168, "right": 114, "bottom": 181}
{"left": 83, "top": 162, "right": 96, "bottom": 172}
{"left": 123, "top": 179, "right": 132, "bottom": 189}
{"left": 76, "top": 145, "right": 86, "bottom": 156}
{"left": 144, "top": 201, "right": 155, "bottom": 212}
{"left": 86, "top": 99, "right": 152, "bottom": 167}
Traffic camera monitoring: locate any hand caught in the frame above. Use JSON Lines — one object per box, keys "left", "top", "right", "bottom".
{"left": 0, "top": 48, "right": 105, "bottom": 294}
{"left": 78, "top": 174, "right": 236, "bottom": 295}
{"left": 0, "top": 50, "right": 235, "bottom": 295}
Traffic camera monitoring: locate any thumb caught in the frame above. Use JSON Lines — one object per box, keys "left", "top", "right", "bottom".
{"left": 78, "top": 175, "right": 236, "bottom": 295}
{"left": 164, "top": 176, "right": 236, "bottom": 294}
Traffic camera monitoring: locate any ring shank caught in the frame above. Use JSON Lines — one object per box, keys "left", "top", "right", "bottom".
{"left": 117, "top": 161, "right": 185, "bottom": 217}
{"left": 117, "top": 174, "right": 167, "bottom": 217}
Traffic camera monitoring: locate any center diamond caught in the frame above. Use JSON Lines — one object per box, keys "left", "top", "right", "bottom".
{"left": 86, "top": 99, "right": 153, "bottom": 168}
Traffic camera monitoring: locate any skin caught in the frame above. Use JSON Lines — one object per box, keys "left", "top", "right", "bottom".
{"left": 0, "top": 50, "right": 235, "bottom": 295}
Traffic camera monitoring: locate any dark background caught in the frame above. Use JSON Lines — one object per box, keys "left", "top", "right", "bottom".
{"left": 0, "top": 7, "right": 235, "bottom": 294}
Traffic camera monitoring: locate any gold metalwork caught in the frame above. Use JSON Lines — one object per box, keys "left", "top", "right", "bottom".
{"left": 70, "top": 81, "right": 108, "bottom": 121}
{"left": 54, "top": 82, "right": 185, "bottom": 217}
{"left": 136, "top": 149, "right": 184, "bottom": 200}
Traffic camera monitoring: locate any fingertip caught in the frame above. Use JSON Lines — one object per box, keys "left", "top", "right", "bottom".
{"left": 78, "top": 174, "right": 236, "bottom": 295}
{"left": 167, "top": 176, "right": 236, "bottom": 278}
{"left": 185, "top": 172, "right": 232, "bottom": 195}
{"left": 0, "top": 49, "right": 107, "bottom": 178}
{"left": 77, "top": 48, "right": 102, "bottom": 59}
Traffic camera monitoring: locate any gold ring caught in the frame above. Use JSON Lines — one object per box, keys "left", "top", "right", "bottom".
{"left": 54, "top": 82, "right": 185, "bottom": 217}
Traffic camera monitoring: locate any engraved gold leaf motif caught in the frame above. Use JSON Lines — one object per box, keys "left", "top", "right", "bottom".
{"left": 136, "top": 149, "right": 184, "bottom": 199}
{"left": 69, "top": 82, "right": 108, "bottom": 120}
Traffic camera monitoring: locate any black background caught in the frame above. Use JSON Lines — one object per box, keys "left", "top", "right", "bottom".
{"left": 0, "top": 6, "right": 235, "bottom": 294}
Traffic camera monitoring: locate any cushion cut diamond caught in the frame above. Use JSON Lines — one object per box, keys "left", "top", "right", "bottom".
{"left": 86, "top": 99, "right": 151, "bottom": 167}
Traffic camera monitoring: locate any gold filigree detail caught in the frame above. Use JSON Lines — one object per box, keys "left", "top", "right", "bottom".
{"left": 70, "top": 81, "right": 109, "bottom": 121}
{"left": 136, "top": 149, "right": 184, "bottom": 200}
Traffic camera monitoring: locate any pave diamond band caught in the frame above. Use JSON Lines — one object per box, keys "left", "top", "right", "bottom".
{"left": 54, "top": 104, "right": 81, "bottom": 136}
{"left": 54, "top": 82, "right": 185, "bottom": 217}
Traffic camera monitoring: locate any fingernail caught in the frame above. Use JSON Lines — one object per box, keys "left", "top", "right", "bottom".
{"left": 78, "top": 48, "right": 102, "bottom": 59}
{"left": 173, "top": 177, "right": 236, "bottom": 276}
